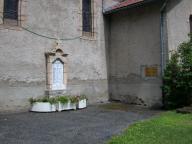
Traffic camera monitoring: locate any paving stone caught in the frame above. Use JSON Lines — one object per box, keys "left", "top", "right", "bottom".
{"left": 0, "top": 103, "right": 161, "bottom": 144}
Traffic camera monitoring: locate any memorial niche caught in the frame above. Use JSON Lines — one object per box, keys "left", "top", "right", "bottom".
{"left": 52, "top": 59, "right": 65, "bottom": 90}
{"left": 45, "top": 46, "right": 68, "bottom": 95}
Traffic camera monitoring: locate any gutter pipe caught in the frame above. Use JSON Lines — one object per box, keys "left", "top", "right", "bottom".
{"left": 160, "top": 0, "right": 168, "bottom": 76}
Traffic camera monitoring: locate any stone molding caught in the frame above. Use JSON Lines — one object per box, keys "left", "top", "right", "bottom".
{"left": 45, "top": 47, "right": 68, "bottom": 96}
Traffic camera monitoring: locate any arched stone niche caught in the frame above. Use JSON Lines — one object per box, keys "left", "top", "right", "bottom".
{"left": 45, "top": 48, "right": 68, "bottom": 96}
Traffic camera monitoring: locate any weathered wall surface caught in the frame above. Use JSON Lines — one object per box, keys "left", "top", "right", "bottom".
{"left": 166, "top": 0, "right": 192, "bottom": 52}
{"left": 108, "top": 2, "right": 162, "bottom": 107}
{"left": 0, "top": 0, "right": 108, "bottom": 112}
{"left": 103, "top": 0, "right": 120, "bottom": 11}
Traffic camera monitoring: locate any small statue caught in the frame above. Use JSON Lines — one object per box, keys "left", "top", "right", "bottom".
{"left": 55, "top": 39, "right": 62, "bottom": 49}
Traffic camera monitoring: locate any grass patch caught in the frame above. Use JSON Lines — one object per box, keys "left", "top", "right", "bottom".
{"left": 107, "top": 112, "right": 192, "bottom": 144}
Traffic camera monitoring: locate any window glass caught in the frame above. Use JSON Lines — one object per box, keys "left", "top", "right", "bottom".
{"left": 82, "top": 0, "right": 92, "bottom": 32}
{"left": 4, "top": 0, "right": 18, "bottom": 20}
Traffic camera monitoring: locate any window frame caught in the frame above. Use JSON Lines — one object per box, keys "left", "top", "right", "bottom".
{"left": 0, "top": 0, "right": 26, "bottom": 28}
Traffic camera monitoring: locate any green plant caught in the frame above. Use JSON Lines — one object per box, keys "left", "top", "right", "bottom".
{"left": 162, "top": 35, "right": 192, "bottom": 109}
{"left": 41, "top": 96, "right": 49, "bottom": 102}
{"left": 29, "top": 98, "right": 36, "bottom": 104}
{"left": 29, "top": 96, "right": 51, "bottom": 104}
{"left": 29, "top": 95, "right": 87, "bottom": 105}
{"left": 77, "top": 95, "right": 87, "bottom": 100}
{"left": 58, "top": 96, "right": 69, "bottom": 104}
{"left": 107, "top": 112, "right": 192, "bottom": 144}
{"left": 75, "top": 95, "right": 88, "bottom": 101}
{"left": 48, "top": 97, "right": 58, "bottom": 104}
{"left": 70, "top": 96, "right": 78, "bottom": 104}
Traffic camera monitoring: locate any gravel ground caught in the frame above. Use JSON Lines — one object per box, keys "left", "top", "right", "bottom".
{"left": 0, "top": 103, "right": 161, "bottom": 144}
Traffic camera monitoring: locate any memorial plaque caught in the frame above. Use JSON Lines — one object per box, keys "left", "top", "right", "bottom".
{"left": 145, "top": 67, "right": 158, "bottom": 77}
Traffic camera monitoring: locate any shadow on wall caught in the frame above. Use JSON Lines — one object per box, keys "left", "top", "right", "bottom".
{"left": 166, "top": 0, "right": 182, "bottom": 13}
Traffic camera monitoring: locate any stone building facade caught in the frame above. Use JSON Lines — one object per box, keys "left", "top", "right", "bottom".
{"left": 0, "top": 0, "right": 192, "bottom": 112}
{"left": 0, "top": 0, "right": 108, "bottom": 112}
{"left": 103, "top": 0, "right": 192, "bottom": 108}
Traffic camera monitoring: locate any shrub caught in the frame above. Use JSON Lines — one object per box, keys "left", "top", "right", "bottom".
{"left": 48, "top": 97, "right": 58, "bottom": 104}
{"left": 162, "top": 35, "right": 192, "bottom": 109}
{"left": 57, "top": 96, "right": 69, "bottom": 104}
{"left": 29, "top": 96, "right": 49, "bottom": 104}
{"left": 76, "top": 95, "right": 88, "bottom": 101}
{"left": 29, "top": 95, "right": 86, "bottom": 105}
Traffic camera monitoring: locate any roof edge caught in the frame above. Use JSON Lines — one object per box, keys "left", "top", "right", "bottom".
{"left": 103, "top": 0, "right": 160, "bottom": 15}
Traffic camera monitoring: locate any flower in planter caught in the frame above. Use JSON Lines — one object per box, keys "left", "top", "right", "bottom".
{"left": 57, "top": 96, "right": 69, "bottom": 104}
{"left": 48, "top": 97, "right": 58, "bottom": 105}
{"left": 29, "top": 98, "right": 35, "bottom": 105}
{"left": 29, "top": 96, "right": 49, "bottom": 104}
{"left": 70, "top": 96, "right": 79, "bottom": 104}
{"left": 76, "top": 95, "right": 87, "bottom": 109}
{"left": 29, "top": 96, "right": 56, "bottom": 112}
{"left": 41, "top": 96, "right": 49, "bottom": 102}
{"left": 76, "top": 95, "right": 88, "bottom": 101}
{"left": 57, "top": 96, "right": 77, "bottom": 111}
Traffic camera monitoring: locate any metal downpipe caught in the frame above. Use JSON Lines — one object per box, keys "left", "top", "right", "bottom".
{"left": 160, "top": 0, "right": 168, "bottom": 76}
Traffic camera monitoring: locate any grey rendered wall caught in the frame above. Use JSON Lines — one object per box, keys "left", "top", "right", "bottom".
{"left": 103, "top": 0, "right": 120, "bottom": 11}
{"left": 108, "top": 2, "right": 162, "bottom": 107}
{"left": 103, "top": 0, "right": 127, "bottom": 12}
{"left": 0, "top": 0, "right": 108, "bottom": 112}
{"left": 166, "top": 0, "right": 192, "bottom": 52}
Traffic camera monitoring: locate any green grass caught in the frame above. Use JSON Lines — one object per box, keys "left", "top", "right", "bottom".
{"left": 107, "top": 112, "right": 192, "bottom": 144}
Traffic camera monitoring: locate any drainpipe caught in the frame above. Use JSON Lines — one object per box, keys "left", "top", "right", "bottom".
{"left": 160, "top": 0, "right": 168, "bottom": 76}
{"left": 102, "top": 0, "right": 104, "bottom": 13}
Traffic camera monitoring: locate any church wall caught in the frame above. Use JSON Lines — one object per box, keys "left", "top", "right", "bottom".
{"left": 107, "top": 1, "right": 162, "bottom": 108}
{"left": 166, "top": 0, "right": 192, "bottom": 53}
{"left": 0, "top": 0, "right": 109, "bottom": 112}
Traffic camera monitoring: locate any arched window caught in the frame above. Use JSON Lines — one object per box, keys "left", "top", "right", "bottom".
{"left": 82, "top": 0, "right": 93, "bottom": 34}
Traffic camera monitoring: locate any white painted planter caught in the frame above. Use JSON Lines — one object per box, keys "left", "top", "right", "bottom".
{"left": 30, "top": 102, "right": 56, "bottom": 112}
{"left": 57, "top": 101, "right": 76, "bottom": 112}
{"left": 70, "top": 102, "right": 77, "bottom": 110}
{"left": 77, "top": 99, "right": 87, "bottom": 109}
{"left": 57, "top": 102, "right": 69, "bottom": 111}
